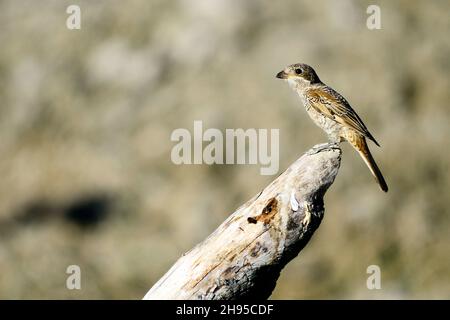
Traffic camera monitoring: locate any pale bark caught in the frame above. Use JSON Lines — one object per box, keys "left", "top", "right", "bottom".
{"left": 144, "top": 143, "right": 341, "bottom": 300}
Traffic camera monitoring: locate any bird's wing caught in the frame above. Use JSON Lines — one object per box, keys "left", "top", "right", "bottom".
{"left": 306, "top": 86, "right": 380, "bottom": 146}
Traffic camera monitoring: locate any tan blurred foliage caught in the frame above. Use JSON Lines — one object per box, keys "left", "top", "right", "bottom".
{"left": 0, "top": 0, "right": 449, "bottom": 299}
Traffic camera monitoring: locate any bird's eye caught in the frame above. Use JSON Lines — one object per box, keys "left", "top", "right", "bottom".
{"left": 295, "top": 68, "right": 303, "bottom": 75}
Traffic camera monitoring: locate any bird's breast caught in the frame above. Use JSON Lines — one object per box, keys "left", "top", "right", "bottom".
{"left": 300, "top": 97, "right": 342, "bottom": 141}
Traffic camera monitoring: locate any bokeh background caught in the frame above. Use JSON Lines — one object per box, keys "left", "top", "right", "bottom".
{"left": 0, "top": 0, "right": 449, "bottom": 299}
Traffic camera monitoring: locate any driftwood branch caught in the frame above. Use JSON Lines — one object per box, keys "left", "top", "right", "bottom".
{"left": 144, "top": 143, "right": 341, "bottom": 300}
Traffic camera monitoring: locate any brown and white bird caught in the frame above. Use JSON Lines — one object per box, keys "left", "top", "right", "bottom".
{"left": 276, "top": 63, "right": 388, "bottom": 192}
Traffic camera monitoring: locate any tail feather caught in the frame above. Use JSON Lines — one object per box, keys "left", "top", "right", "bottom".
{"left": 353, "top": 137, "right": 388, "bottom": 192}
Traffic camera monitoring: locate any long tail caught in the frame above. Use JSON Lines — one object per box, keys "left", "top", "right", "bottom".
{"left": 352, "top": 136, "right": 388, "bottom": 192}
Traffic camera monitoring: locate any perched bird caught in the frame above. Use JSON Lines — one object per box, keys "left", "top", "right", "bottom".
{"left": 276, "top": 63, "right": 388, "bottom": 192}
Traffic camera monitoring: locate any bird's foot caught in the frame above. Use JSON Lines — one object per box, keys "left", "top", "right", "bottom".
{"left": 309, "top": 142, "right": 340, "bottom": 155}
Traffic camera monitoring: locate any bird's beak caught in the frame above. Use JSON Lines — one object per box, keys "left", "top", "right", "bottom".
{"left": 276, "top": 70, "right": 288, "bottom": 79}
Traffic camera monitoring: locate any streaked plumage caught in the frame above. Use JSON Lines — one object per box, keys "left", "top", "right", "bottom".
{"left": 276, "top": 63, "right": 388, "bottom": 192}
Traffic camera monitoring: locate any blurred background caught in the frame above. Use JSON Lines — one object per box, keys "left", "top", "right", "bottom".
{"left": 0, "top": 0, "right": 449, "bottom": 299}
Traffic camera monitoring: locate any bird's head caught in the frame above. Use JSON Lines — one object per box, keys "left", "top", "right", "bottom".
{"left": 276, "top": 63, "right": 321, "bottom": 89}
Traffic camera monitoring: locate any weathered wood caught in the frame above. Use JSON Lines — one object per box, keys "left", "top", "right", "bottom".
{"left": 144, "top": 143, "right": 341, "bottom": 300}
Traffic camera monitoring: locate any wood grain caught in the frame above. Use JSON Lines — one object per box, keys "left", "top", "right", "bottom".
{"left": 143, "top": 143, "right": 341, "bottom": 300}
